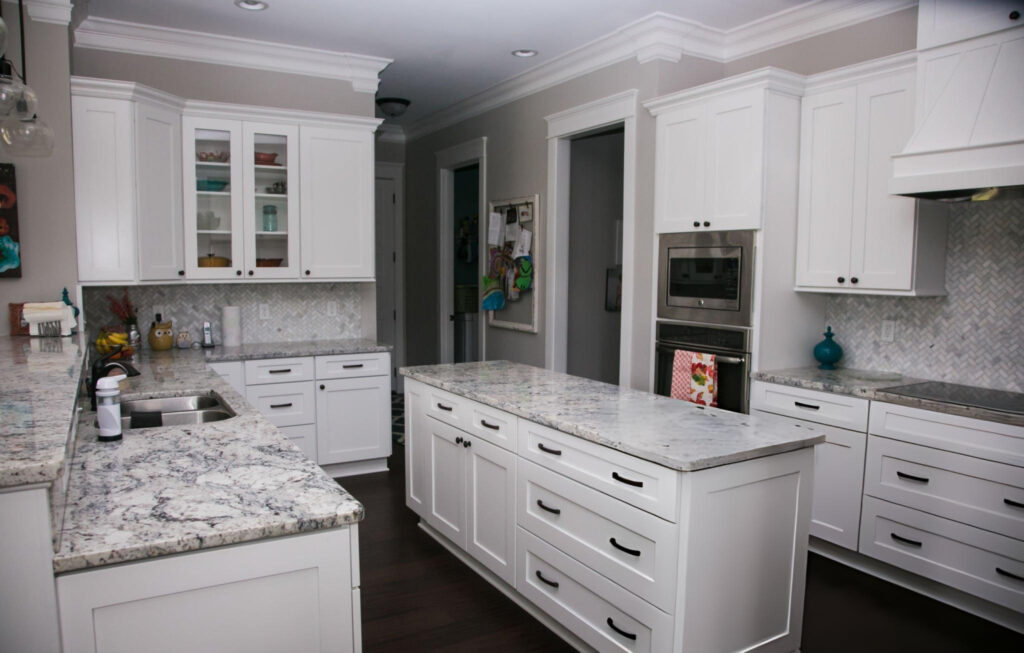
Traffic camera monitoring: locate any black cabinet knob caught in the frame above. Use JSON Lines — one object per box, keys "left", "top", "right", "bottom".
{"left": 319, "top": 384, "right": 325, "bottom": 390}
{"left": 236, "top": 270, "right": 242, "bottom": 276}
{"left": 693, "top": 221, "right": 700, "bottom": 227}
{"left": 455, "top": 436, "right": 463, "bottom": 444}
{"left": 248, "top": 270, "right": 254, "bottom": 276}
{"left": 304, "top": 270, "right": 311, "bottom": 276}
{"left": 1010, "top": 10, "right": 1020, "bottom": 20}
{"left": 837, "top": 276, "right": 846, "bottom": 283}
{"left": 851, "top": 277, "right": 859, "bottom": 284}
{"left": 177, "top": 270, "right": 185, "bottom": 276}
{"left": 703, "top": 221, "right": 710, "bottom": 227}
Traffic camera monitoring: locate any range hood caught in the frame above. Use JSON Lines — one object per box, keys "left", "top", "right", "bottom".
{"left": 891, "top": 27, "right": 1024, "bottom": 201}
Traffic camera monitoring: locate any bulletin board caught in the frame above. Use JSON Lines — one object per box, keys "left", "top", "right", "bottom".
{"left": 484, "top": 195, "right": 538, "bottom": 333}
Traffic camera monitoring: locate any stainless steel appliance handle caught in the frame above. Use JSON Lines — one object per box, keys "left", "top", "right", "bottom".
{"left": 655, "top": 344, "right": 747, "bottom": 366}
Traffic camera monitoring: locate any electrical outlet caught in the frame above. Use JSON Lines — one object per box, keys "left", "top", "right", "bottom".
{"left": 326, "top": 300, "right": 339, "bottom": 317}
{"left": 881, "top": 320, "right": 896, "bottom": 343}
{"left": 258, "top": 303, "right": 270, "bottom": 320}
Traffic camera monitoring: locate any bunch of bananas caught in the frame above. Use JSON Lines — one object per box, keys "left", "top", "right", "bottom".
{"left": 95, "top": 328, "right": 134, "bottom": 359}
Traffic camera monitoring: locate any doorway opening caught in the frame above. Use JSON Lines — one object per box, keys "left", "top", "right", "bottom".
{"left": 566, "top": 127, "right": 624, "bottom": 384}
{"left": 452, "top": 164, "right": 480, "bottom": 363}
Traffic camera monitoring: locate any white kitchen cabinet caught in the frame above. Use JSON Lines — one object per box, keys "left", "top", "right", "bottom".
{"left": 425, "top": 417, "right": 469, "bottom": 548}
{"left": 299, "top": 125, "right": 376, "bottom": 279}
{"left": 247, "top": 381, "right": 316, "bottom": 428}
{"left": 917, "top": 0, "right": 1023, "bottom": 50}
{"left": 207, "top": 360, "right": 245, "bottom": 396}
{"left": 279, "top": 424, "right": 318, "bottom": 461}
{"left": 316, "top": 375, "right": 391, "bottom": 465}
{"left": 135, "top": 100, "right": 185, "bottom": 281}
{"left": 796, "top": 58, "right": 949, "bottom": 295}
{"left": 466, "top": 436, "right": 517, "bottom": 586}
{"left": 242, "top": 122, "right": 300, "bottom": 279}
{"left": 646, "top": 69, "right": 803, "bottom": 233}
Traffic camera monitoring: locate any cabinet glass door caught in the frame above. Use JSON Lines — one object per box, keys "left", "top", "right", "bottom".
{"left": 183, "top": 117, "right": 243, "bottom": 279}
{"left": 243, "top": 123, "right": 299, "bottom": 278}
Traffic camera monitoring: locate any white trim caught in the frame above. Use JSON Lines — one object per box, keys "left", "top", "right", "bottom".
{"left": 544, "top": 91, "right": 638, "bottom": 387}
{"left": 24, "top": 0, "right": 72, "bottom": 25}
{"left": 73, "top": 16, "right": 392, "bottom": 93}
{"left": 405, "top": 1, "right": 915, "bottom": 140}
{"left": 643, "top": 67, "right": 805, "bottom": 114}
{"left": 183, "top": 99, "right": 383, "bottom": 130}
{"left": 376, "top": 161, "right": 406, "bottom": 393}
{"left": 803, "top": 51, "right": 917, "bottom": 94}
{"left": 436, "top": 138, "right": 487, "bottom": 364}
{"left": 70, "top": 76, "right": 186, "bottom": 111}
{"left": 376, "top": 124, "right": 407, "bottom": 144}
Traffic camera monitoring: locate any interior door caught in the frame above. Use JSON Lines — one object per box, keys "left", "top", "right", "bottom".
{"left": 426, "top": 419, "right": 467, "bottom": 549}
{"left": 375, "top": 176, "right": 397, "bottom": 386}
{"left": 465, "top": 436, "right": 516, "bottom": 585}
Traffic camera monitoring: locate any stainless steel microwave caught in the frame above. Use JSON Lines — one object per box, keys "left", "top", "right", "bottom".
{"left": 657, "top": 230, "right": 755, "bottom": 327}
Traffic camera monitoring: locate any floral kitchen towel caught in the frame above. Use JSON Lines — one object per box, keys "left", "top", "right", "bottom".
{"left": 670, "top": 350, "right": 718, "bottom": 407}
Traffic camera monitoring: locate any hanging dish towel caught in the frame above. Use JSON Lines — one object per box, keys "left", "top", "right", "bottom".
{"left": 670, "top": 350, "right": 718, "bottom": 407}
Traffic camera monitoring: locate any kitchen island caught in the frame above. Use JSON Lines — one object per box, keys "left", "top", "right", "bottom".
{"left": 402, "top": 361, "right": 824, "bottom": 653}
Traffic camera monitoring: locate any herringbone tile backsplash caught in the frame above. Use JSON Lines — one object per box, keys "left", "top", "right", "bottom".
{"left": 826, "top": 199, "right": 1024, "bottom": 392}
{"left": 83, "top": 283, "right": 364, "bottom": 345}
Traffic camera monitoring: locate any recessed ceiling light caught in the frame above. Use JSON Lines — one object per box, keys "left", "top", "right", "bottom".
{"left": 234, "top": 0, "right": 268, "bottom": 11}
{"left": 511, "top": 49, "right": 537, "bottom": 58}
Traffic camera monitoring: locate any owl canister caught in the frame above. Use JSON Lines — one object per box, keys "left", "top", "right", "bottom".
{"left": 148, "top": 315, "right": 174, "bottom": 351}
{"left": 813, "top": 326, "right": 844, "bottom": 370}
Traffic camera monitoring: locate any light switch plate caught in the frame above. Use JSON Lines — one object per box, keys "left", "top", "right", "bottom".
{"left": 326, "top": 300, "right": 339, "bottom": 317}
{"left": 258, "top": 303, "right": 270, "bottom": 320}
{"left": 881, "top": 320, "right": 896, "bottom": 343}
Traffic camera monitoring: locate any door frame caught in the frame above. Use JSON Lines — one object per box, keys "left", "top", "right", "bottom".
{"left": 544, "top": 90, "right": 638, "bottom": 387}
{"left": 436, "top": 137, "right": 488, "bottom": 364}
{"left": 375, "top": 161, "right": 405, "bottom": 390}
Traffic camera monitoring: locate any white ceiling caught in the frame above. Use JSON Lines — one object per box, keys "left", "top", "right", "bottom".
{"left": 83, "top": 0, "right": 814, "bottom": 124}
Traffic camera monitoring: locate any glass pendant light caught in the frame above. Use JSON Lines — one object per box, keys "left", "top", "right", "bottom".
{"left": 0, "top": 59, "right": 23, "bottom": 116}
{"left": 0, "top": 0, "right": 53, "bottom": 157}
{"left": 0, "top": 112, "right": 54, "bottom": 156}
{"left": 0, "top": 16, "right": 7, "bottom": 58}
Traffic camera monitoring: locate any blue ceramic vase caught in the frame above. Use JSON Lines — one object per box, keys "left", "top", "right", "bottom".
{"left": 813, "top": 326, "right": 843, "bottom": 370}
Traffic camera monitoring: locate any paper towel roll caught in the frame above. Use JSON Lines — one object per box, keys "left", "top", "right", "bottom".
{"left": 221, "top": 306, "right": 241, "bottom": 347}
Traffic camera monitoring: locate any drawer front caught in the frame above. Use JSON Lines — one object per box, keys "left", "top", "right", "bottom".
{"left": 517, "top": 459, "right": 679, "bottom": 612}
{"left": 246, "top": 381, "right": 316, "bottom": 427}
{"left": 750, "top": 380, "right": 869, "bottom": 432}
{"left": 865, "top": 435, "right": 1024, "bottom": 540}
{"left": 315, "top": 352, "right": 390, "bottom": 380}
{"left": 466, "top": 403, "right": 518, "bottom": 452}
{"left": 278, "top": 423, "right": 317, "bottom": 461}
{"left": 243, "top": 357, "right": 314, "bottom": 385}
{"left": 519, "top": 419, "right": 678, "bottom": 522}
{"left": 423, "top": 385, "right": 471, "bottom": 432}
{"left": 860, "top": 496, "right": 1024, "bottom": 613}
{"left": 517, "top": 528, "right": 674, "bottom": 653}
{"left": 869, "top": 402, "right": 1024, "bottom": 467}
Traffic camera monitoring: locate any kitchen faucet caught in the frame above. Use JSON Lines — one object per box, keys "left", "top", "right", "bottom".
{"left": 89, "top": 347, "right": 140, "bottom": 410}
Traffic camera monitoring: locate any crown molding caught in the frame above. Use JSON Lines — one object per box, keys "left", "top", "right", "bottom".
{"left": 803, "top": 50, "right": 916, "bottom": 93}
{"left": 24, "top": 0, "right": 73, "bottom": 26}
{"left": 643, "top": 68, "right": 807, "bottom": 115}
{"left": 546, "top": 89, "right": 638, "bottom": 139}
{"left": 70, "top": 76, "right": 186, "bottom": 111}
{"left": 406, "top": 1, "right": 917, "bottom": 140}
{"left": 376, "top": 124, "right": 406, "bottom": 144}
{"left": 184, "top": 99, "right": 382, "bottom": 130}
{"left": 73, "top": 16, "right": 392, "bottom": 93}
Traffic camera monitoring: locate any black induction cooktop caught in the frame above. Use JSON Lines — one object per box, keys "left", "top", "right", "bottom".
{"left": 878, "top": 381, "right": 1024, "bottom": 416}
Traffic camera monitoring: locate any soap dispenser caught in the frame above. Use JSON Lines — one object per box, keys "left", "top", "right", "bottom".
{"left": 96, "top": 374, "right": 127, "bottom": 442}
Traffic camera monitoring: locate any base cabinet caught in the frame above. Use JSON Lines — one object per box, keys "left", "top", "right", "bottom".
{"left": 316, "top": 376, "right": 391, "bottom": 465}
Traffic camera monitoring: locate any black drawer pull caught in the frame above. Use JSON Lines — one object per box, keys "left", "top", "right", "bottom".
{"left": 480, "top": 419, "right": 500, "bottom": 430}
{"left": 269, "top": 403, "right": 293, "bottom": 409}
{"left": 794, "top": 401, "right": 819, "bottom": 410}
{"left": 609, "top": 537, "right": 641, "bottom": 557}
{"left": 342, "top": 363, "right": 364, "bottom": 369}
{"left": 606, "top": 618, "right": 637, "bottom": 641}
{"left": 436, "top": 403, "right": 453, "bottom": 412}
{"left": 268, "top": 368, "right": 291, "bottom": 374}
{"left": 1004, "top": 498, "right": 1024, "bottom": 510}
{"left": 896, "top": 471, "right": 929, "bottom": 484}
{"left": 996, "top": 567, "right": 1024, "bottom": 583}
{"left": 612, "top": 471, "right": 644, "bottom": 488}
{"left": 535, "top": 570, "right": 560, "bottom": 588}
{"left": 538, "top": 443, "right": 562, "bottom": 456}
{"left": 536, "top": 500, "right": 561, "bottom": 515}
{"left": 890, "top": 533, "right": 922, "bottom": 548}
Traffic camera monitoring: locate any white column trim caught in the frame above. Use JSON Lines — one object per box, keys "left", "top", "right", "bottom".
{"left": 376, "top": 161, "right": 405, "bottom": 390}
{"left": 25, "top": 0, "right": 72, "bottom": 25}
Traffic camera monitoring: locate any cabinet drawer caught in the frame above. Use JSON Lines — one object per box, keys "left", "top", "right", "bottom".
{"left": 751, "top": 381, "right": 869, "bottom": 431}
{"left": 278, "top": 423, "right": 317, "bottom": 461}
{"left": 243, "top": 357, "right": 314, "bottom": 385}
{"left": 518, "top": 420, "right": 678, "bottom": 522}
{"left": 465, "top": 403, "right": 517, "bottom": 452}
{"left": 860, "top": 496, "right": 1024, "bottom": 612}
{"left": 422, "top": 385, "right": 472, "bottom": 432}
{"left": 865, "top": 436, "right": 1024, "bottom": 540}
{"left": 246, "top": 381, "right": 316, "bottom": 427}
{"left": 869, "top": 402, "right": 1024, "bottom": 467}
{"left": 315, "top": 352, "right": 389, "bottom": 380}
{"left": 517, "top": 459, "right": 679, "bottom": 612}
{"left": 517, "top": 528, "right": 674, "bottom": 653}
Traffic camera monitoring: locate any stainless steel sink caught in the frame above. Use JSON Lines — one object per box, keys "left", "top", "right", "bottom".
{"left": 95, "top": 393, "right": 236, "bottom": 430}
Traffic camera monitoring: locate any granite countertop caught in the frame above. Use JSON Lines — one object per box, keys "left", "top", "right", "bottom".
{"left": 53, "top": 348, "right": 363, "bottom": 574}
{"left": 401, "top": 361, "right": 824, "bottom": 472}
{"left": 0, "top": 335, "right": 87, "bottom": 488}
{"left": 205, "top": 338, "right": 390, "bottom": 362}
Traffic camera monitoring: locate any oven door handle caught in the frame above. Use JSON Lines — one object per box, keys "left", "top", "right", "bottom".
{"left": 656, "top": 344, "right": 747, "bottom": 366}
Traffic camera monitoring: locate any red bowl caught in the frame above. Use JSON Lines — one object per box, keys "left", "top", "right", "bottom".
{"left": 254, "top": 152, "right": 278, "bottom": 165}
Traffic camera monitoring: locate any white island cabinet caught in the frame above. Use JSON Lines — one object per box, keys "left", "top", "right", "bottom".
{"left": 403, "top": 368, "right": 818, "bottom": 653}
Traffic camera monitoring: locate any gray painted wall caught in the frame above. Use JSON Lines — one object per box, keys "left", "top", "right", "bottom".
{"left": 0, "top": 9, "right": 77, "bottom": 336}
{"left": 567, "top": 129, "right": 623, "bottom": 385}
{"left": 375, "top": 139, "right": 405, "bottom": 163}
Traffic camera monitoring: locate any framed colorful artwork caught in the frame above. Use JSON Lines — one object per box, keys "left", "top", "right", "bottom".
{"left": 0, "top": 164, "right": 21, "bottom": 278}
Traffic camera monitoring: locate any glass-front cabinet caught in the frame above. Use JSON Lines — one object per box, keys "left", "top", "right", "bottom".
{"left": 242, "top": 122, "right": 299, "bottom": 279}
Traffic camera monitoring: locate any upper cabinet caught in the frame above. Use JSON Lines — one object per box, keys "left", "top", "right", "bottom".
{"left": 795, "top": 56, "right": 949, "bottom": 296}
{"left": 917, "top": 0, "right": 1022, "bottom": 50}
{"left": 645, "top": 70, "right": 804, "bottom": 234}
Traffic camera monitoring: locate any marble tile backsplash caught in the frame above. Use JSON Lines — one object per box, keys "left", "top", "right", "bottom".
{"left": 825, "top": 199, "right": 1024, "bottom": 392}
{"left": 83, "top": 283, "right": 364, "bottom": 345}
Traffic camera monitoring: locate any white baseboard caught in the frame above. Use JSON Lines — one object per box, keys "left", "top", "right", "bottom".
{"left": 417, "top": 521, "right": 595, "bottom": 652}
{"left": 322, "top": 458, "right": 389, "bottom": 479}
{"left": 810, "top": 537, "right": 1024, "bottom": 634}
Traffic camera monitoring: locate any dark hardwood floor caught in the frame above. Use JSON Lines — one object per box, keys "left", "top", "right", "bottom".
{"left": 339, "top": 449, "right": 1024, "bottom": 652}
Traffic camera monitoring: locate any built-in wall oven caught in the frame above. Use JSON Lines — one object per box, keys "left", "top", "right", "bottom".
{"left": 657, "top": 230, "right": 755, "bottom": 327}
{"left": 654, "top": 322, "right": 751, "bottom": 413}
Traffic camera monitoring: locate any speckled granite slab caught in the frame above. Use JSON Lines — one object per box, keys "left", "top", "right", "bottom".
{"left": 54, "top": 349, "right": 362, "bottom": 574}
{"left": 205, "top": 338, "right": 390, "bottom": 362}
{"left": 0, "top": 335, "right": 87, "bottom": 488}
{"left": 401, "top": 361, "right": 824, "bottom": 472}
